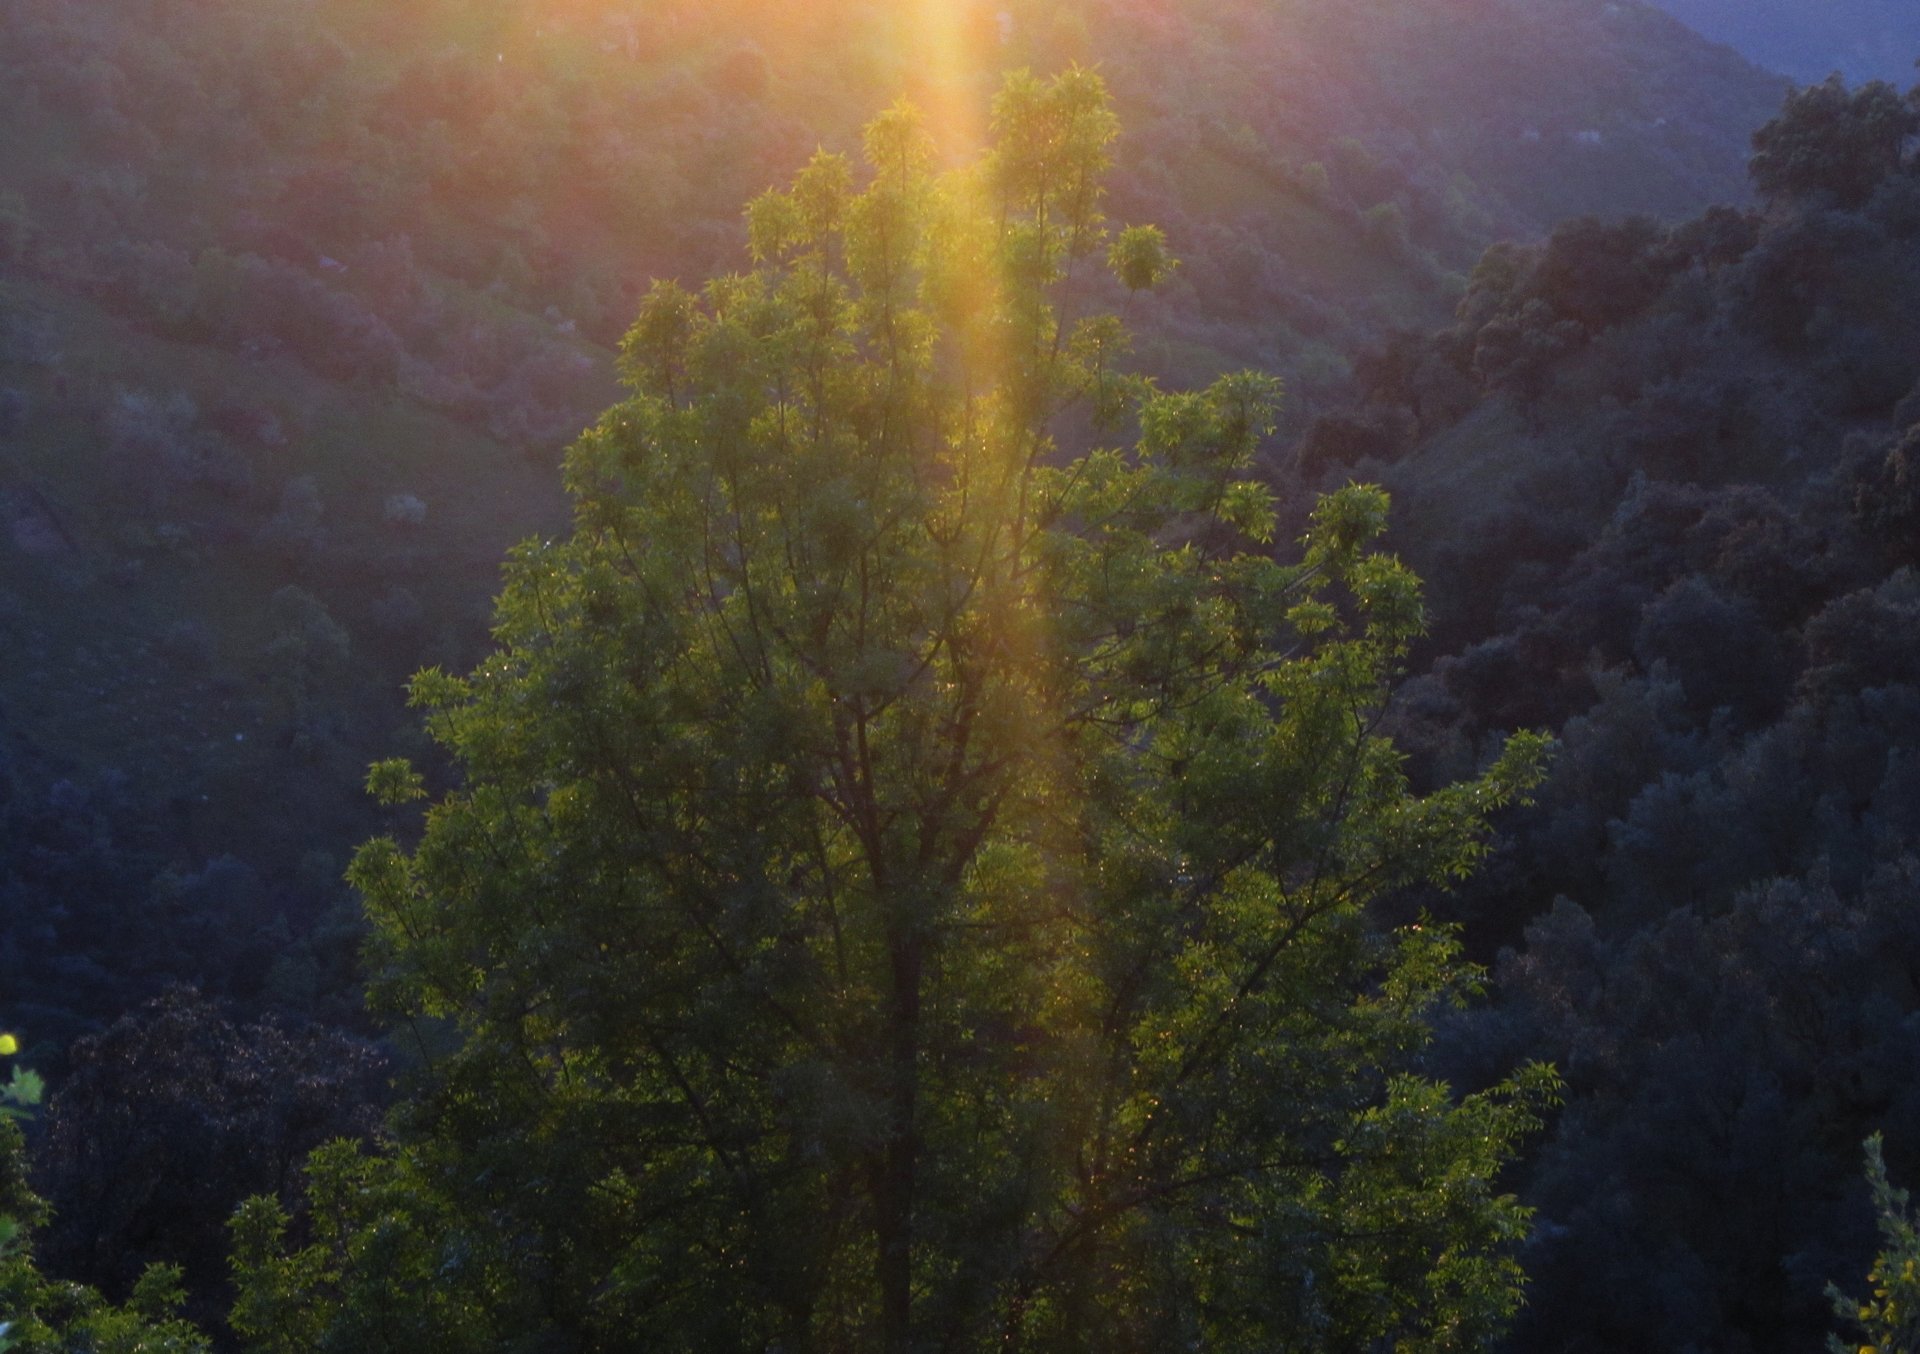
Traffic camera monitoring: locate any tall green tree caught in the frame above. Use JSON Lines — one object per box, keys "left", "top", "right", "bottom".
{"left": 234, "top": 70, "right": 1552, "bottom": 1353}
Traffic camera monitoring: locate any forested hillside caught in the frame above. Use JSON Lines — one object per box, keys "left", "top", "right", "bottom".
{"left": 5, "top": 0, "right": 1915, "bottom": 1348}
{"left": 1298, "top": 73, "right": 1920, "bottom": 1352}
{"left": 0, "top": 0, "right": 1779, "bottom": 1056}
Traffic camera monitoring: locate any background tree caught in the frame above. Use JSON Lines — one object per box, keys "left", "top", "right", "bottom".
{"left": 31, "top": 989, "right": 388, "bottom": 1336}
{"left": 0, "top": 1035, "right": 209, "bottom": 1353}
{"left": 1748, "top": 76, "right": 1918, "bottom": 210}
{"left": 233, "top": 71, "right": 1552, "bottom": 1353}
{"left": 1300, "top": 71, "right": 1920, "bottom": 1353}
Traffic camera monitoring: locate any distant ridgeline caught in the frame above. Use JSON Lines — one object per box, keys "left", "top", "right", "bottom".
{"left": 1653, "top": 0, "right": 1920, "bottom": 84}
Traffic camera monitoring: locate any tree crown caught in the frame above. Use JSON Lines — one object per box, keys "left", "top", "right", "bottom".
{"left": 238, "top": 69, "right": 1553, "bottom": 1353}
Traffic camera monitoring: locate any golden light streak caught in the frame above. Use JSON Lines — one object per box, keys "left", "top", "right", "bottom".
{"left": 899, "top": 0, "right": 996, "bottom": 164}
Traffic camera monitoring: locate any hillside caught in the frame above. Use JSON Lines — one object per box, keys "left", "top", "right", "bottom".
{"left": 0, "top": 0, "right": 1806, "bottom": 1334}
{"left": 1297, "top": 73, "right": 1920, "bottom": 1352}
{"left": 0, "top": 0, "right": 1785, "bottom": 1043}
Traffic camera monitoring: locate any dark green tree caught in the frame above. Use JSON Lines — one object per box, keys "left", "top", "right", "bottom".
{"left": 233, "top": 71, "right": 1553, "bottom": 1353}
{"left": 1749, "top": 75, "right": 1918, "bottom": 210}
{"left": 0, "top": 1034, "right": 209, "bottom": 1354}
{"left": 31, "top": 989, "right": 388, "bottom": 1334}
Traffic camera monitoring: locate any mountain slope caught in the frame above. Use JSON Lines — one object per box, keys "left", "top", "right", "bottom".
{"left": 1295, "top": 74, "right": 1920, "bottom": 1353}
{"left": 0, "top": 0, "right": 1826, "bottom": 1328}
{"left": 0, "top": 0, "right": 1786, "bottom": 957}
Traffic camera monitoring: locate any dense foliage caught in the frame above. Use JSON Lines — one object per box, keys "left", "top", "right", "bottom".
{"left": 1300, "top": 70, "right": 1920, "bottom": 1354}
{"left": 0, "top": 1040, "right": 209, "bottom": 1353}
{"left": 225, "top": 74, "right": 1556, "bottom": 1351}
{"left": 28, "top": 990, "right": 388, "bottom": 1334}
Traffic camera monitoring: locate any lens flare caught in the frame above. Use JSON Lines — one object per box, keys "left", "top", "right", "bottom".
{"left": 901, "top": 0, "right": 995, "bottom": 162}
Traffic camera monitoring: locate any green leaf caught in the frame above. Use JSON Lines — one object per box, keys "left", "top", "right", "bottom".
{"left": 365, "top": 758, "right": 427, "bottom": 806}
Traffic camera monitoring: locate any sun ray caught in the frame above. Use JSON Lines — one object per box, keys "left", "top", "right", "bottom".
{"left": 901, "top": 0, "right": 996, "bottom": 163}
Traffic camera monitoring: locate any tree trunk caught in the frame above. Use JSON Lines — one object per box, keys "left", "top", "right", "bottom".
{"left": 874, "top": 931, "right": 922, "bottom": 1353}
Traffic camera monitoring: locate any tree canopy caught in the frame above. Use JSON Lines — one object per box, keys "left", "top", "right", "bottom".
{"left": 233, "top": 70, "right": 1552, "bottom": 1353}
{"left": 0, "top": 1039, "right": 209, "bottom": 1354}
{"left": 1749, "top": 75, "right": 1920, "bottom": 209}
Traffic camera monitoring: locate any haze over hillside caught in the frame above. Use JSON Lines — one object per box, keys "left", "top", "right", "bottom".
{"left": 1652, "top": 0, "right": 1920, "bottom": 84}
